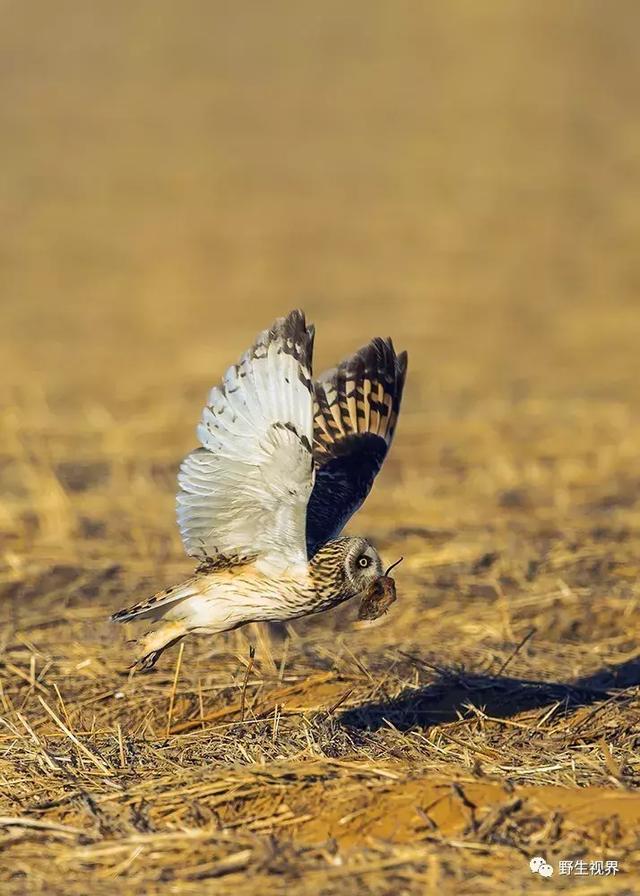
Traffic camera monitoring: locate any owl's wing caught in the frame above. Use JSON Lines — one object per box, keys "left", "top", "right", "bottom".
{"left": 305, "top": 337, "right": 408, "bottom": 557}
{"left": 177, "top": 310, "right": 316, "bottom": 576}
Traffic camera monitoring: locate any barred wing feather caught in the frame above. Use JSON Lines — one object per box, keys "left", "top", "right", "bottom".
{"left": 306, "top": 337, "right": 407, "bottom": 557}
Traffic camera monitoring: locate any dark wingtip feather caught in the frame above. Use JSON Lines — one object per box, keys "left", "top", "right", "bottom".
{"left": 270, "top": 309, "right": 306, "bottom": 340}
{"left": 262, "top": 309, "right": 315, "bottom": 385}
{"left": 396, "top": 349, "right": 408, "bottom": 399}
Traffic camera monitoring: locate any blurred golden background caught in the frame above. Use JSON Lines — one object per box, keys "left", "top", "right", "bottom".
{"left": 2, "top": 3, "right": 640, "bottom": 892}
{"left": 3, "top": 0, "right": 640, "bottom": 565}
{"left": 3, "top": 1, "right": 640, "bottom": 408}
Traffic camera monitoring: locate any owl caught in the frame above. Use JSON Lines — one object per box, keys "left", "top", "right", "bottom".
{"left": 112, "top": 310, "right": 407, "bottom": 669}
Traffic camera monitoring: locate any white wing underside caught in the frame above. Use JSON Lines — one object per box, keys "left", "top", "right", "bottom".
{"left": 177, "top": 312, "right": 315, "bottom": 576}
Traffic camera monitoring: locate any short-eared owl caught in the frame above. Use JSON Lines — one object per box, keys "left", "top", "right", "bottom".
{"left": 112, "top": 310, "right": 407, "bottom": 669}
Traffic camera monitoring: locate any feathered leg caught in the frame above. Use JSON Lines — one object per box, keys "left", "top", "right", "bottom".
{"left": 131, "top": 620, "right": 188, "bottom": 672}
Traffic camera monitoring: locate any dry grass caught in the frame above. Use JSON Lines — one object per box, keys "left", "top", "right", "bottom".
{"left": 2, "top": 2, "right": 640, "bottom": 893}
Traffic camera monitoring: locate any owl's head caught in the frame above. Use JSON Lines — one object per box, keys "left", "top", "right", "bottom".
{"left": 342, "top": 537, "right": 384, "bottom": 594}
{"left": 310, "top": 535, "right": 384, "bottom": 598}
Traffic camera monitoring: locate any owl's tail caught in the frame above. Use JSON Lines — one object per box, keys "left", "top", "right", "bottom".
{"left": 111, "top": 577, "right": 201, "bottom": 671}
{"left": 111, "top": 577, "right": 200, "bottom": 623}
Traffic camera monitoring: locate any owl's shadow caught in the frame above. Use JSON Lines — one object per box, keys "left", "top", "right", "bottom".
{"left": 339, "top": 655, "right": 640, "bottom": 732}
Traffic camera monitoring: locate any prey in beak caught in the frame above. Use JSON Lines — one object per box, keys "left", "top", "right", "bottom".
{"left": 357, "top": 557, "right": 403, "bottom": 621}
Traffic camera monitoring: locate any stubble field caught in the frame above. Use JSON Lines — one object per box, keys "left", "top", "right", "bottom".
{"left": 1, "top": 3, "right": 640, "bottom": 893}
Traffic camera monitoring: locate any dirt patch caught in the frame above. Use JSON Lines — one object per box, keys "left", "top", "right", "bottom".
{"left": 297, "top": 776, "right": 640, "bottom": 847}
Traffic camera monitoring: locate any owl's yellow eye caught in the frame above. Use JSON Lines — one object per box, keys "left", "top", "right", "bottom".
{"left": 359, "top": 556, "right": 370, "bottom": 568}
